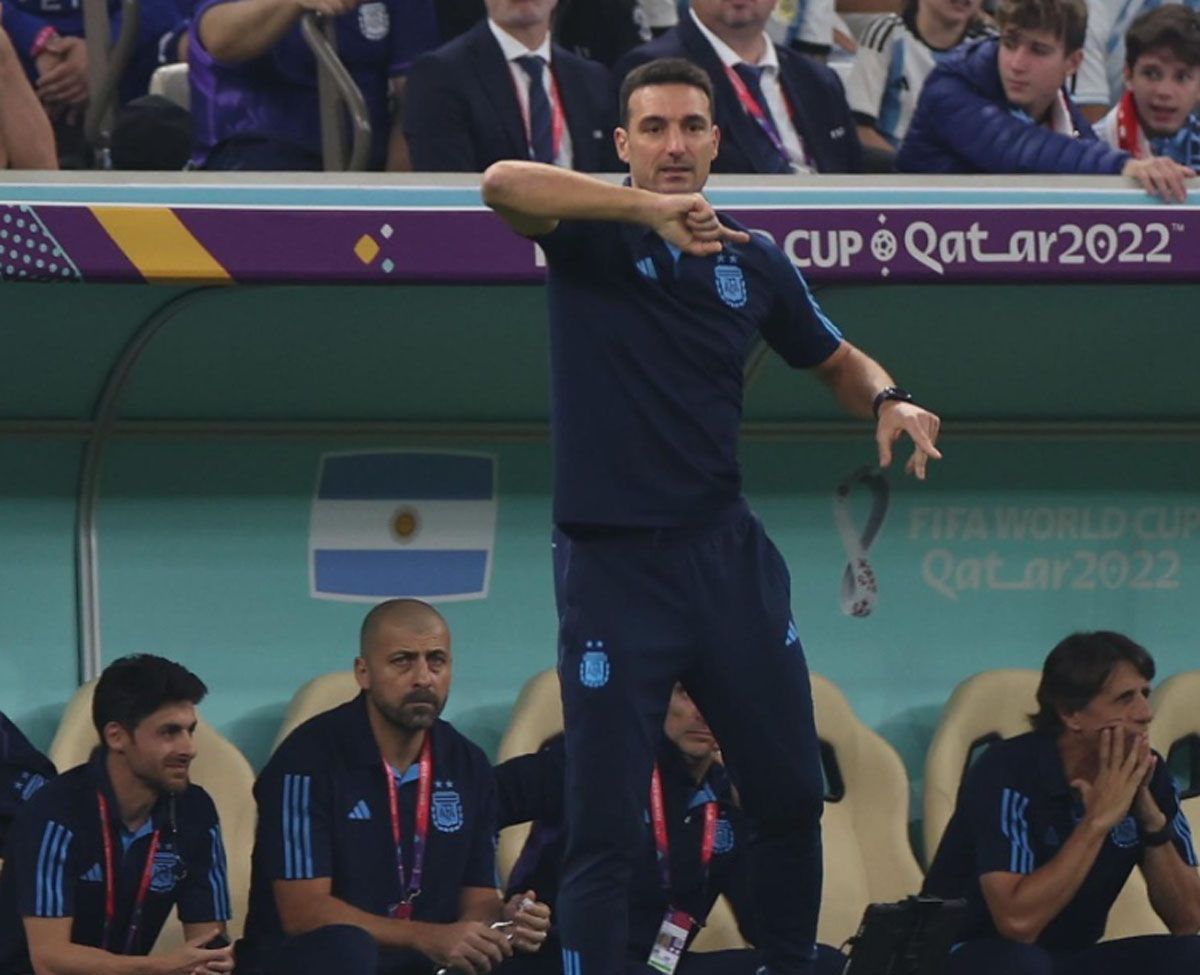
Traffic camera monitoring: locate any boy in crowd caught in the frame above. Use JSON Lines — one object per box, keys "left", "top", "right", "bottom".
{"left": 1095, "top": 5, "right": 1200, "bottom": 167}
{"left": 896, "top": 0, "right": 1194, "bottom": 201}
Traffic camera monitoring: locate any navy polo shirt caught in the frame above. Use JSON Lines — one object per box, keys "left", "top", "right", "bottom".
{"left": 498, "top": 737, "right": 753, "bottom": 957}
{"left": 240, "top": 696, "right": 496, "bottom": 968}
{"left": 923, "top": 731, "right": 1199, "bottom": 951}
{"left": 0, "top": 713, "right": 55, "bottom": 850}
{"left": 536, "top": 214, "right": 843, "bottom": 530}
{"left": 0, "top": 749, "right": 232, "bottom": 974}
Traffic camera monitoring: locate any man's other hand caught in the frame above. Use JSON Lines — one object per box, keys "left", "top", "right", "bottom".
{"left": 503, "top": 889, "right": 551, "bottom": 953}
{"left": 876, "top": 400, "right": 942, "bottom": 480}
{"left": 424, "top": 920, "right": 513, "bottom": 975}
{"left": 161, "top": 929, "right": 235, "bottom": 975}
{"left": 650, "top": 193, "right": 750, "bottom": 256}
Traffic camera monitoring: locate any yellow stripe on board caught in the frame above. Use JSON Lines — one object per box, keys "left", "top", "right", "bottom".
{"left": 90, "top": 207, "right": 232, "bottom": 283}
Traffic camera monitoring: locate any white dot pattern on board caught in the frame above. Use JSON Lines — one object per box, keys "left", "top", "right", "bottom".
{"left": 0, "top": 206, "right": 80, "bottom": 282}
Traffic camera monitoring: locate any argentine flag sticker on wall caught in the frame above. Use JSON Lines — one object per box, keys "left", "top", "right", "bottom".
{"left": 309, "top": 451, "right": 497, "bottom": 602}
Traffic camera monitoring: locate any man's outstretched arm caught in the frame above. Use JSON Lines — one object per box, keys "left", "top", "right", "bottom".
{"left": 480, "top": 161, "right": 748, "bottom": 255}
{"left": 813, "top": 342, "right": 942, "bottom": 479}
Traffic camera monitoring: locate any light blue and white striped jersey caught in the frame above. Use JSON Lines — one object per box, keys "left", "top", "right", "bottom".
{"left": 770, "top": 0, "right": 838, "bottom": 49}
{"left": 845, "top": 11, "right": 994, "bottom": 145}
{"left": 1075, "top": 0, "right": 1200, "bottom": 106}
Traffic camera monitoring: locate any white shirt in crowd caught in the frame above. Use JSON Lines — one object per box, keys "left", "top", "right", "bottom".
{"left": 1074, "top": 0, "right": 1198, "bottom": 107}
{"left": 845, "top": 11, "right": 993, "bottom": 145}
{"left": 689, "top": 7, "right": 812, "bottom": 172}
{"left": 488, "top": 18, "right": 574, "bottom": 168}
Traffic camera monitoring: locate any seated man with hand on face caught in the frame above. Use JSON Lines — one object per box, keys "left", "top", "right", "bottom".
{"left": 923, "top": 631, "right": 1200, "bottom": 975}
{"left": 0, "top": 654, "right": 235, "bottom": 975}
{"left": 1094, "top": 5, "right": 1200, "bottom": 170}
{"left": 237, "top": 598, "right": 551, "bottom": 975}
{"left": 494, "top": 684, "right": 848, "bottom": 975}
{"left": 896, "top": 0, "right": 1195, "bottom": 202}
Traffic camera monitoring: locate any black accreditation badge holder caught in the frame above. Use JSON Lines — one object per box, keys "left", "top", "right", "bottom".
{"left": 842, "top": 896, "right": 966, "bottom": 975}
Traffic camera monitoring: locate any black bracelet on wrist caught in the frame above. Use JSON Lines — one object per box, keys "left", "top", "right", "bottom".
{"left": 872, "top": 386, "right": 914, "bottom": 418}
{"left": 1142, "top": 822, "right": 1174, "bottom": 847}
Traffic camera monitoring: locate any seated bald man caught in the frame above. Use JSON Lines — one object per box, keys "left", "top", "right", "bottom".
{"left": 237, "top": 599, "right": 551, "bottom": 975}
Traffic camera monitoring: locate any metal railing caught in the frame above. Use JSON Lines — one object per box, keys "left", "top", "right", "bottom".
{"left": 82, "top": 0, "right": 140, "bottom": 165}
{"left": 299, "top": 12, "right": 371, "bottom": 172}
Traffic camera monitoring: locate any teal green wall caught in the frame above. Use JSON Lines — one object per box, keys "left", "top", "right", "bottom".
{"left": 2, "top": 280, "right": 1198, "bottom": 858}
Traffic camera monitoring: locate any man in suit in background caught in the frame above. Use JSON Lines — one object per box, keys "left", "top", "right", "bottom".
{"left": 404, "top": 0, "right": 618, "bottom": 171}
{"left": 614, "top": 0, "right": 862, "bottom": 174}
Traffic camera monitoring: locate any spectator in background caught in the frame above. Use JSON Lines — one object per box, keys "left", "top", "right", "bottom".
{"left": 0, "top": 4, "right": 56, "bottom": 168}
{"left": 404, "top": 0, "right": 617, "bottom": 171}
{"left": 553, "top": 0, "right": 652, "bottom": 68}
{"left": 1071, "top": 0, "right": 1185, "bottom": 124}
{"left": 0, "top": 0, "right": 181, "bottom": 111}
{"left": 896, "top": 0, "right": 1195, "bottom": 200}
{"left": 846, "top": 0, "right": 993, "bottom": 159}
{"left": 769, "top": 0, "right": 840, "bottom": 58}
{"left": 1094, "top": 5, "right": 1200, "bottom": 166}
{"left": 615, "top": 0, "right": 864, "bottom": 173}
{"left": 190, "top": 0, "right": 440, "bottom": 169}
{"left": 432, "top": 0, "right": 483, "bottom": 42}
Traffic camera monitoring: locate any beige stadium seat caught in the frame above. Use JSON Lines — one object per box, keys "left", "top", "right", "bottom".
{"left": 495, "top": 669, "right": 922, "bottom": 951}
{"left": 148, "top": 63, "right": 190, "bottom": 111}
{"left": 48, "top": 680, "right": 256, "bottom": 950}
{"left": 921, "top": 669, "right": 1040, "bottom": 866}
{"left": 812, "top": 673, "right": 923, "bottom": 946}
{"left": 272, "top": 671, "right": 360, "bottom": 751}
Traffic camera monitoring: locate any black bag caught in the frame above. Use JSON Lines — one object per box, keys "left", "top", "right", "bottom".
{"left": 843, "top": 896, "right": 967, "bottom": 975}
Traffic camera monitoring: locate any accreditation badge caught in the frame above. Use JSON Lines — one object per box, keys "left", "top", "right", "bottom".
{"left": 647, "top": 908, "right": 695, "bottom": 974}
{"left": 388, "top": 902, "right": 412, "bottom": 919}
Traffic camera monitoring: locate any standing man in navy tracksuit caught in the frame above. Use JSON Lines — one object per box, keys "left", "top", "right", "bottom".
{"left": 482, "top": 57, "right": 942, "bottom": 975}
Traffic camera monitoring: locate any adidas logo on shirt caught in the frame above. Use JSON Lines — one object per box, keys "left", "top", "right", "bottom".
{"left": 347, "top": 800, "right": 371, "bottom": 821}
{"left": 80, "top": 863, "right": 103, "bottom": 883}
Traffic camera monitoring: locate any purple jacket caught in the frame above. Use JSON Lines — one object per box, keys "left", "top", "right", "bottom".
{"left": 896, "top": 37, "right": 1129, "bottom": 175}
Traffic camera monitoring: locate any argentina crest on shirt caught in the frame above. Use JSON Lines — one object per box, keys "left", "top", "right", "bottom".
{"left": 358, "top": 2, "right": 389, "bottom": 40}
{"left": 714, "top": 254, "right": 747, "bottom": 309}
{"left": 432, "top": 783, "right": 464, "bottom": 832}
{"left": 309, "top": 451, "right": 497, "bottom": 602}
{"left": 150, "top": 850, "right": 182, "bottom": 893}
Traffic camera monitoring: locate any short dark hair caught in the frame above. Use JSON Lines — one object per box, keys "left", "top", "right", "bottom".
{"left": 996, "top": 0, "right": 1089, "bottom": 54}
{"left": 1126, "top": 4, "right": 1200, "bottom": 68}
{"left": 618, "top": 57, "right": 714, "bottom": 127}
{"left": 93, "top": 654, "right": 207, "bottom": 738}
{"left": 1030, "top": 631, "right": 1154, "bottom": 734}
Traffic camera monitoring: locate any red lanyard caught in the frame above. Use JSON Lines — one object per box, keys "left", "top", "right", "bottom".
{"left": 509, "top": 61, "right": 566, "bottom": 161}
{"left": 382, "top": 734, "right": 432, "bottom": 919}
{"left": 723, "top": 63, "right": 796, "bottom": 162}
{"left": 96, "top": 791, "right": 160, "bottom": 955}
{"left": 649, "top": 764, "right": 717, "bottom": 894}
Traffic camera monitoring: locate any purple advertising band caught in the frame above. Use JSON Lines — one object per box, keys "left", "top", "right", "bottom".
{"left": 0, "top": 175, "right": 1196, "bottom": 285}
